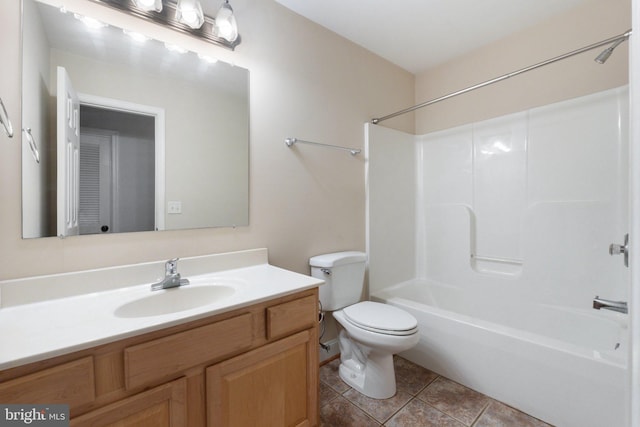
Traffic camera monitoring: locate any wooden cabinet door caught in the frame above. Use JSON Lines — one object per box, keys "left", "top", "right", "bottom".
{"left": 71, "top": 377, "right": 186, "bottom": 427}
{"left": 207, "top": 330, "right": 318, "bottom": 427}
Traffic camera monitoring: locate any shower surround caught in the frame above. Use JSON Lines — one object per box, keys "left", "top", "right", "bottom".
{"left": 366, "top": 86, "right": 629, "bottom": 427}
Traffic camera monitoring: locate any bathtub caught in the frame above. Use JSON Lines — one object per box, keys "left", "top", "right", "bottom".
{"left": 371, "top": 279, "right": 628, "bottom": 427}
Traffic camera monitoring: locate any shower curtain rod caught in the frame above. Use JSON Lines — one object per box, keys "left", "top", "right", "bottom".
{"left": 371, "top": 29, "right": 632, "bottom": 125}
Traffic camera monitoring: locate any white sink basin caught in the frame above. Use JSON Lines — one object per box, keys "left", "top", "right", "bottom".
{"left": 114, "top": 285, "right": 236, "bottom": 318}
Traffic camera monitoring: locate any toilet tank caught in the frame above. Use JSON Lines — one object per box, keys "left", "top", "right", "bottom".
{"left": 309, "top": 251, "right": 366, "bottom": 311}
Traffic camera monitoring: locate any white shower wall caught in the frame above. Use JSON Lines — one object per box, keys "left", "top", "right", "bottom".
{"left": 366, "top": 124, "right": 416, "bottom": 295}
{"left": 368, "top": 86, "right": 629, "bottom": 308}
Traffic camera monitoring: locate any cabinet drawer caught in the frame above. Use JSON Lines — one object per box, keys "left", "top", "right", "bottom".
{"left": 0, "top": 357, "right": 95, "bottom": 409}
{"left": 124, "top": 313, "right": 253, "bottom": 390}
{"left": 266, "top": 295, "right": 317, "bottom": 340}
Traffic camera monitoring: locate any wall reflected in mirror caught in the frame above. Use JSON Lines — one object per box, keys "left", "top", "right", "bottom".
{"left": 22, "top": 0, "right": 249, "bottom": 239}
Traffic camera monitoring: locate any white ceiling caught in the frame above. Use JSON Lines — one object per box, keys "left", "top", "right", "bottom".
{"left": 273, "top": 0, "right": 592, "bottom": 74}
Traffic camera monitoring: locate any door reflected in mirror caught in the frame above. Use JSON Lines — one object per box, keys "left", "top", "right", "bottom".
{"left": 78, "top": 104, "right": 157, "bottom": 235}
{"left": 21, "top": 0, "right": 249, "bottom": 239}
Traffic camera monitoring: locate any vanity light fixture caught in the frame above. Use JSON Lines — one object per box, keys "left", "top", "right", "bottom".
{"left": 132, "top": 0, "right": 163, "bottom": 12}
{"left": 93, "top": 0, "right": 241, "bottom": 50}
{"left": 214, "top": 0, "right": 238, "bottom": 43}
{"left": 176, "top": 0, "right": 204, "bottom": 29}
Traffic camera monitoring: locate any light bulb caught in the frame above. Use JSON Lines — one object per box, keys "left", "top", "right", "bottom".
{"left": 132, "top": 0, "right": 162, "bottom": 12}
{"left": 176, "top": 0, "right": 204, "bottom": 29}
{"left": 214, "top": 1, "right": 238, "bottom": 42}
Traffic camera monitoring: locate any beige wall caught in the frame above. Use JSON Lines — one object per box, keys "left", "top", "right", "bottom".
{"left": 415, "top": 0, "right": 630, "bottom": 134}
{"left": 0, "top": 0, "right": 414, "bottom": 280}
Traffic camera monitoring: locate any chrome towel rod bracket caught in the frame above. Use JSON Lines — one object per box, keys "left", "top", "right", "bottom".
{"left": 285, "top": 137, "right": 361, "bottom": 156}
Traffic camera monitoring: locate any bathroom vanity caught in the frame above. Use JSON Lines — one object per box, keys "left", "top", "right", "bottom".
{"left": 0, "top": 249, "right": 322, "bottom": 426}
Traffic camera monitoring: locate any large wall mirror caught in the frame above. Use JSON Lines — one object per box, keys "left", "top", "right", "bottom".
{"left": 21, "top": 0, "right": 249, "bottom": 239}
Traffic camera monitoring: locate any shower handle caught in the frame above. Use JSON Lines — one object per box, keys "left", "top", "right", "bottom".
{"left": 609, "top": 233, "right": 629, "bottom": 267}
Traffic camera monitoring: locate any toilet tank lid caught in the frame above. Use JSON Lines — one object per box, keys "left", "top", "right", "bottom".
{"left": 309, "top": 251, "right": 366, "bottom": 268}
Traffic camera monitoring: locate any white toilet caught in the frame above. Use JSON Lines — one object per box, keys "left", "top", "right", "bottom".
{"left": 310, "top": 251, "right": 419, "bottom": 399}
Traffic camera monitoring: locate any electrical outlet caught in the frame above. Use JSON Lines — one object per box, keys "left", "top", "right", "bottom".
{"left": 168, "top": 201, "right": 182, "bottom": 214}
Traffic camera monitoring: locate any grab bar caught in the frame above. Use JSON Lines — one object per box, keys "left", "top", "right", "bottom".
{"left": 0, "top": 97, "right": 14, "bottom": 138}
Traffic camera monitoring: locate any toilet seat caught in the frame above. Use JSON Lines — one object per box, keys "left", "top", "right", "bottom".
{"left": 342, "top": 301, "right": 418, "bottom": 336}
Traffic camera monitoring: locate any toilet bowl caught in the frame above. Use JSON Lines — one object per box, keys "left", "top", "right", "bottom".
{"left": 309, "top": 252, "right": 419, "bottom": 400}
{"left": 333, "top": 301, "right": 419, "bottom": 399}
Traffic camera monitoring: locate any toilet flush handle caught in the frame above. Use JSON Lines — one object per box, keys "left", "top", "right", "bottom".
{"left": 320, "top": 268, "right": 331, "bottom": 276}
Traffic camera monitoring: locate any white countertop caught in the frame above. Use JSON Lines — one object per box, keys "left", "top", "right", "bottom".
{"left": 0, "top": 251, "right": 323, "bottom": 370}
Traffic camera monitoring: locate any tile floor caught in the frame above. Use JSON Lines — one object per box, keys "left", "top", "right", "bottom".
{"left": 319, "top": 356, "right": 553, "bottom": 427}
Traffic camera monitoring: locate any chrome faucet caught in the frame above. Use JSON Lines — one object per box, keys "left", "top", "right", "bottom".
{"left": 151, "top": 258, "right": 190, "bottom": 291}
{"left": 593, "top": 296, "right": 628, "bottom": 314}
